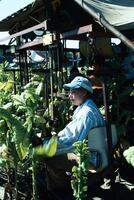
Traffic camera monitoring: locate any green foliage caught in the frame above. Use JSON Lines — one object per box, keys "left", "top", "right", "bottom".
{"left": 71, "top": 140, "right": 90, "bottom": 200}
{"left": 123, "top": 146, "right": 134, "bottom": 167}
{"left": 33, "top": 135, "right": 58, "bottom": 157}
{"left": 43, "top": 95, "right": 73, "bottom": 136}
{"left": 0, "top": 107, "right": 29, "bottom": 160}
{"left": 0, "top": 75, "right": 48, "bottom": 199}
{"left": 0, "top": 143, "right": 15, "bottom": 168}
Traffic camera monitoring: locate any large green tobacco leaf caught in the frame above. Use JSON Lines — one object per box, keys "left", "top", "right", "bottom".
{"left": 33, "top": 135, "right": 58, "bottom": 157}
{"left": 0, "top": 80, "right": 14, "bottom": 91}
{"left": 0, "top": 107, "right": 30, "bottom": 160}
{"left": 123, "top": 146, "right": 134, "bottom": 167}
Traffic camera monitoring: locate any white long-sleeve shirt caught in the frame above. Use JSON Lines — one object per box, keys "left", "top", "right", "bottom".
{"left": 56, "top": 99, "right": 105, "bottom": 155}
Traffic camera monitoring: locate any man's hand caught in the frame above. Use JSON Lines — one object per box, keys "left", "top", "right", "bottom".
{"left": 67, "top": 153, "right": 78, "bottom": 161}
{"left": 31, "top": 135, "right": 43, "bottom": 147}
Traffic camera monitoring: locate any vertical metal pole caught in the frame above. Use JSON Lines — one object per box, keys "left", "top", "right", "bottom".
{"left": 49, "top": 46, "right": 54, "bottom": 120}
{"left": 18, "top": 52, "right": 24, "bottom": 88}
{"left": 13, "top": 70, "right": 16, "bottom": 94}
{"left": 44, "top": 69, "right": 49, "bottom": 109}
{"left": 17, "top": 35, "right": 24, "bottom": 89}
{"left": 57, "top": 40, "right": 60, "bottom": 93}
{"left": 24, "top": 50, "right": 29, "bottom": 84}
{"left": 102, "top": 81, "right": 113, "bottom": 166}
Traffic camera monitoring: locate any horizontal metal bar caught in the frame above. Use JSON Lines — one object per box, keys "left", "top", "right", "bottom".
{"left": 60, "top": 24, "right": 92, "bottom": 39}
{"left": 18, "top": 24, "right": 92, "bottom": 50}
{"left": 19, "top": 38, "right": 43, "bottom": 49}
{"left": 0, "top": 20, "right": 47, "bottom": 43}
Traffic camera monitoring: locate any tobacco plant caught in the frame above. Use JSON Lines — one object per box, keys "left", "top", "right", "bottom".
{"left": 71, "top": 140, "right": 90, "bottom": 200}
{"left": 0, "top": 72, "right": 69, "bottom": 199}
{"left": 0, "top": 74, "right": 46, "bottom": 199}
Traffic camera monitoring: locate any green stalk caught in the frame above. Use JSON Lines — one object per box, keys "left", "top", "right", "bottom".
{"left": 32, "top": 157, "right": 38, "bottom": 200}
{"left": 71, "top": 140, "right": 89, "bottom": 200}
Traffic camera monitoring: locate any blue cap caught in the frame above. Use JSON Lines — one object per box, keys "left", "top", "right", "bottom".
{"left": 63, "top": 76, "right": 93, "bottom": 93}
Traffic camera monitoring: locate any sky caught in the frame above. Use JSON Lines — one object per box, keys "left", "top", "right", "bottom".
{"left": 0, "top": 0, "right": 34, "bottom": 44}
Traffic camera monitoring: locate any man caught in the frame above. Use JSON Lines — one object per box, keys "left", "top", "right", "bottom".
{"left": 57, "top": 76, "right": 105, "bottom": 155}
{"left": 35, "top": 76, "right": 105, "bottom": 198}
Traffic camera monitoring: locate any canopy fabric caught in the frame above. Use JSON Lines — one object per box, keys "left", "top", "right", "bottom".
{"left": 74, "top": 0, "right": 134, "bottom": 30}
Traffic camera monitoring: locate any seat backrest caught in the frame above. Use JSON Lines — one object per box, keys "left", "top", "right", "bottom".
{"left": 88, "top": 124, "right": 118, "bottom": 172}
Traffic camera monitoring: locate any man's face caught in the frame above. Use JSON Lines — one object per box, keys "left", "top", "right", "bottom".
{"left": 68, "top": 88, "right": 87, "bottom": 106}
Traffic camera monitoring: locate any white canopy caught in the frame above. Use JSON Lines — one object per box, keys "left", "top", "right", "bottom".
{"left": 74, "top": 0, "right": 134, "bottom": 30}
